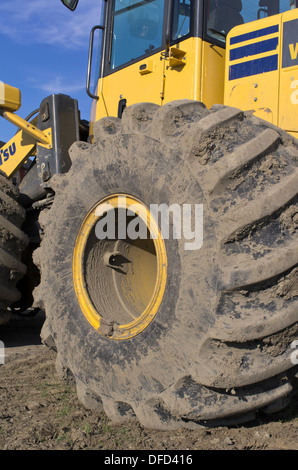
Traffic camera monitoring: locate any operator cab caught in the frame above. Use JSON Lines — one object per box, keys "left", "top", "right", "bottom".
{"left": 61, "top": 1, "right": 298, "bottom": 75}
{"left": 60, "top": 0, "right": 298, "bottom": 134}
{"left": 98, "top": 1, "right": 298, "bottom": 85}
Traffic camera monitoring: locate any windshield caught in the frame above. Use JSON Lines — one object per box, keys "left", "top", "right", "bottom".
{"left": 110, "top": 0, "right": 165, "bottom": 70}
{"left": 205, "top": 0, "right": 297, "bottom": 44}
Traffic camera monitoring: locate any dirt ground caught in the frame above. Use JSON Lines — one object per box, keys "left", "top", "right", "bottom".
{"left": 0, "top": 311, "right": 297, "bottom": 451}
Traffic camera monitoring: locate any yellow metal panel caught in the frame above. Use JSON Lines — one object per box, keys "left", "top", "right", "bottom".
{"left": 163, "top": 37, "right": 225, "bottom": 107}
{"left": 3, "top": 111, "right": 52, "bottom": 147}
{"left": 289, "top": 131, "right": 298, "bottom": 138}
{"left": 162, "top": 37, "right": 200, "bottom": 103}
{"left": 94, "top": 49, "right": 165, "bottom": 123}
{"left": 0, "top": 83, "right": 21, "bottom": 112}
{"left": 224, "top": 15, "right": 282, "bottom": 125}
{"left": 201, "top": 40, "right": 225, "bottom": 109}
{"left": 0, "top": 131, "right": 35, "bottom": 178}
{"left": 279, "top": 9, "right": 298, "bottom": 133}
{"left": 92, "top": 36, "right": 225, "bottom": 132}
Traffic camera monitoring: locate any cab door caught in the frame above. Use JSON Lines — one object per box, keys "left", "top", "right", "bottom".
{"left": 162, "top": 0, "right": 201, "bottom": 103}
{"left": 94, "top": 0, "right": 167, "bottom": 123}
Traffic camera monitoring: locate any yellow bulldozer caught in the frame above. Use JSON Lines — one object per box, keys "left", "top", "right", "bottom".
{"left": 0, "top": 0, "right": 298, "bottom": 429}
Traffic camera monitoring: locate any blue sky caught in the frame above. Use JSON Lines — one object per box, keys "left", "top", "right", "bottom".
{"left": 1, "top": 0, "right": 102, "bottom": 143}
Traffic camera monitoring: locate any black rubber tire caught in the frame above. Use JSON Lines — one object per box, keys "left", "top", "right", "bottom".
{"left": 0, "top": 171, "right": 28, "bottom": 324}
{"left": 34, "top": 100, "right": 298, "bottom": 429}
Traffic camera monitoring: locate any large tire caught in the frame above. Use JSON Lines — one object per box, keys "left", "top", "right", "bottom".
{"left": 34, "top": 100, "right": 298, "bottom": 429}
{"left": 0, "top": 171, "right": 28, "bottom": 324}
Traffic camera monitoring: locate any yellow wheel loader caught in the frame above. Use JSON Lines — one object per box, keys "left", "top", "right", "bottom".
{"left": 1, "top": 0, "right": 298, "bottom": 429}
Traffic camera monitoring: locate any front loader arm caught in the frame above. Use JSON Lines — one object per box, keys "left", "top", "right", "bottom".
{"left": 0, "top": 82, "right": 52, "bottom": 179}
{"left": 0, "top": 83, "right": 81, "bottom": 207}
{"left": 0, "top": 110, "right": 52, "bottom": 179}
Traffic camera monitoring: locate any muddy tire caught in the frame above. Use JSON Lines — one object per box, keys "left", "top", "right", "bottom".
{"left": 0, "top": 171, "right": 28, "bottom": 324}
{"left": 34, "top": 100, "right": 298, "bottom": 429}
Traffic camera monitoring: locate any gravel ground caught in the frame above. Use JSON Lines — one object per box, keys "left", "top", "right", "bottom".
{"left": 0, "top": 311, "right": 297, "bottom": 451}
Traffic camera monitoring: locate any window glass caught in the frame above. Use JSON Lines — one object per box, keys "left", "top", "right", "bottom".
{"left": 172, "top": 0, "right": 192, "bottom": 40}
{"left": 110, "top": 0, "right": 165, "bottom": 70}
{"left": 205, "top": 0, "right": 297, "bottom": 44}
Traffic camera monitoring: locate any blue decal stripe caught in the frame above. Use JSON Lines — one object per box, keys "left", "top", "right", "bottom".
{"left": 229, "top": 54, "right": 278, "bottom": 80}
{"left": 230, "top": 25, "right": 279, "bottom": 45}
{"left": 230, "top": 37, "right": 278, "bottom": 61}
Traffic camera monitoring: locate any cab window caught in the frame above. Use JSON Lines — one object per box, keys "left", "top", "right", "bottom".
{"left": 110, "top": 0, "right": 165, "bottom": 70}
{"left": 205, "top": 0, "right": 297, "bottom": 45}
{"left": 172, "top": 0, "right": 192, "bottom": 41}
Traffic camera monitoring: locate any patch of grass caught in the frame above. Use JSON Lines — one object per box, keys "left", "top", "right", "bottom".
{"left": 57, "top": 404, "right": 71, "bottom": 416}
{"left": 84, "top": 422, "right": 91, "bottom": 436}
{"left": 104, "top": 424, "right": 111, "bottom": 433}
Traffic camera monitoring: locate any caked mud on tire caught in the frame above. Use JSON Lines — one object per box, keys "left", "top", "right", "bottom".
{"left": 34, "top": 100, "right": 298, "bottom": 430}
{"left": 0, "top": 171, "right": 28, "bottom": 325}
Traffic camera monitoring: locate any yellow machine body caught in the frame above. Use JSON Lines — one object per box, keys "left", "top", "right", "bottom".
{"left": 225, "top": 8, "right": 298, "bottom": 138}
{"left": 2, "top": 2, "right": 298, "bottom": 178}
{"left": 93, "top": 36, "right": 226, "bottom": 129}
{"left": 0, "top": 82, "right": 21, "bottom": 113}
{"left": 92, "top": 4, "right": 298, "bottom": 141}
{"left": 0, "top": 99, "right": 52, "bottom": 178}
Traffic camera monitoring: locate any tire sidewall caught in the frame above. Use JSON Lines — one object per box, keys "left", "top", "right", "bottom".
{"left": 44, "top": 133, "right": 216, "bottom": 401}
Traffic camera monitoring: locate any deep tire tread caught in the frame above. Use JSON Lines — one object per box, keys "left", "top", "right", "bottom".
{"left": 37, "top": 100, "right": 298, "bottom": 429}
{"left": 0, "top": 176, "right": 28, "bottom": 321}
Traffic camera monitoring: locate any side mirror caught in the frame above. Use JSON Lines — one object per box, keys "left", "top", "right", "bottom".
{"left": 60, "top": 0, "right": 79, "bottom": 11}
{"left": 0, "top": 83, "right": 21, "bottom": 112}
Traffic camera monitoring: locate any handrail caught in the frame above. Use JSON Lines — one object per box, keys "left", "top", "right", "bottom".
{"left": 86, "top": 25, "right": 105, "bottom": 100}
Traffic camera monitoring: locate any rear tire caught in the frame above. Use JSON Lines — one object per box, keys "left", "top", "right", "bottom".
{"left": 35, "top": 101, "right": 298, "bottom": 429}
{"left": 0, "top": 171, "right": 28, "bottom": 324}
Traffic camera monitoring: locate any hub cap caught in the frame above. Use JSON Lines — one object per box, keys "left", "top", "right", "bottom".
{"left": 73, "top": 194, "right": 167, "bottom": 340}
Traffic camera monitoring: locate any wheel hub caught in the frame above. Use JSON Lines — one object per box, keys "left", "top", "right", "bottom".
{"left": 73, "top": 194, "right": 167, "bottom": 340}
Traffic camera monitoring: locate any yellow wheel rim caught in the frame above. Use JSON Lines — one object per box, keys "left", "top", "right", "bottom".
{"left": 73, "top": 194, "right": 167, "bottom": 340}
